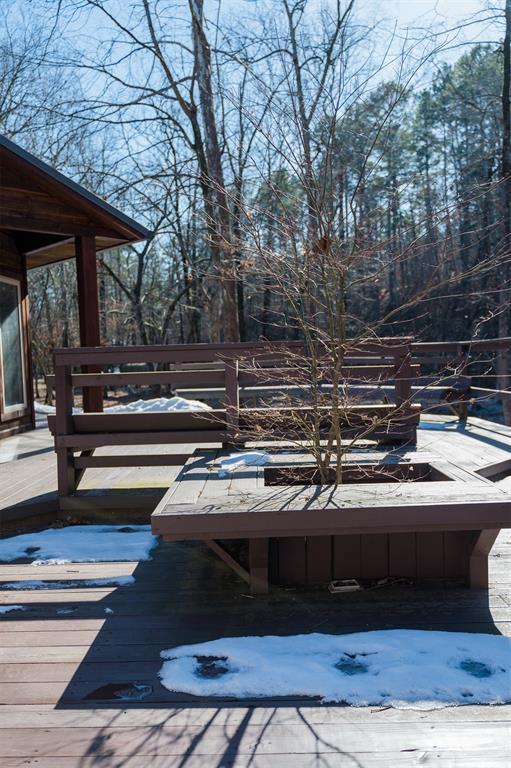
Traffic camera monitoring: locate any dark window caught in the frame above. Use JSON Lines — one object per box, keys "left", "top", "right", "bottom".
{"left": 0, "top": 278, "right": 25, "bottom": 410}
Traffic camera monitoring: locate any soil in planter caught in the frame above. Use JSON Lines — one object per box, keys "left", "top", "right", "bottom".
{"left": 264, "top": 462, "right": 451, "bottom": 486}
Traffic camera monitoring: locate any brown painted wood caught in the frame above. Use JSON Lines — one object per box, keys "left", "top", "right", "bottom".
{"left": 1, "top": 139, "right": 148, "bottom": 265}
{"left": 417, "top": 532, "right": 445, "bottom": 580}
{"left": 75, "top": 235, "right": 103, "bottom": 413}
{"left": 204, "top": 539, "right": 250, "bottom": 585}
{"left": 249, "top": 537, "right": 269, "bottom": 593}
{"left": 361, "top": 534, "right": 389, "bottom": 579}
{"left": 444, "top": 531, "right": 470, "bottom": 580}
{"left": 73, "top": 453, "right": 191, "bottom": 469}
{"left": 53, "top": 430, "right": 228, "bottom": 448}
{"left": 306, "top": 536, "right": 332, "bottom": 583}
{"left": 388, "top": 533, "right": 417, "bottom": 577}
{"left": 469, "top": 529, "right": 500, "bottom": 588}
{"left": 276, "top": 538, "right": 307, "bottom": 584}
{"left": 333, "top": 534, "right": 362, "bottom": 579}
{"left": 52, "top": 337, "right": 416, "bottom": 363}
{"left": 48, "top": 364, "right": 420, "bottom": 389}
{"left": 224, "top": 359, "right": 239, "bottom": 446}
{"left": 152, "top": 491, "right": 511, "bottom": 539}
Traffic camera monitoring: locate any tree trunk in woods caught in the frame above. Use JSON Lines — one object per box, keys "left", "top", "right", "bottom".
{"left": 189, "top": 0, "right": 239, "bottom": 342}
{"left": 499, "top": 0, "right": 511, "bottom": 425}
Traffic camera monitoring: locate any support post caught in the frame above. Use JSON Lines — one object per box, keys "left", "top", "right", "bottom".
{"left": 249, "top": 537, "right": 269, "bottom": 594}
{"left": 75, "top": 235, "right": 103, "bottom": 413}
{"left": 204, "top": 539, "right": 251, "bottom": 585}
{"left": 469, "top": 529, "right": 499, "bottom": 588}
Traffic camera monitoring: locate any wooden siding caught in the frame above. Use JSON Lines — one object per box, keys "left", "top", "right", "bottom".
{"left": 0, "top": 231, "right": 22, "bottom": 273}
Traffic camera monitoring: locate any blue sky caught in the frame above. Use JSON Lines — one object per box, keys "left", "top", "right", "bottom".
{"left": 384, "top": 0, "right": 487, "bottom": 26}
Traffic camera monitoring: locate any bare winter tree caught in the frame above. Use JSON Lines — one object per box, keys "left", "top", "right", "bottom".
{"left": 214, "top": 13, "right": 511, "bottom": 482}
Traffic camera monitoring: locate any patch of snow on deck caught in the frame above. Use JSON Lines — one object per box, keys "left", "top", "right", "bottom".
{"left": 0, "top": 525, "right": 157, "bottom": 564}
{"left": 106, "top": 396, "right": 212, "bottom": 413}
{"left": 159, "top": 630, "right": 511, "bottom": 707}
{"left": 2, "top": 575, "right": 135, "bottom": 589}
{"left": 34, "top": 402, "right": 81, "bottom": 414}
{"left": 418, "top": 419, "right": 459, "bottom": 430}
{"left": 218, "top": 451, "right": 271, "bottom": 477}
{"left": 35, "top": 396, "right": 211, "bottom": 415}
{"left": 0, "top": 605, "right": 26, "bottom": 614}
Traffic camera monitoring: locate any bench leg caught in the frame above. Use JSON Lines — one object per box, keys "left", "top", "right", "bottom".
{"left": 56, "top": 447, "right": 76, "bottom": 497}
{"left": 469, "top": 529, "right": 499, "bottom": 588}
{"left": 249, "top": 538, "right": 269, "bottom": 594}
{"left": 74, "top": 448, "right": 95, "bottom": 488}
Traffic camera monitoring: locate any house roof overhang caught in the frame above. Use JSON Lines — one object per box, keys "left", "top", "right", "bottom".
{"left": 0, "top": 134, "right": 152, "bottom": 268}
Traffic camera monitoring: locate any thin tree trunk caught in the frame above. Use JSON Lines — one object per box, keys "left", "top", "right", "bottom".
{"left": 189, "top": 0, "right": 240, "bottom": 341}
{"left": 499, "top": 0, "right": 511, "bottom": 424}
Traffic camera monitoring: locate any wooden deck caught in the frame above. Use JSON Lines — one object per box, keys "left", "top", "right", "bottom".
{"left": 0, "top": 531, "right": 511, "bottom": 765}
{"left": 3, "top": 414, "right": 511, "bottom": 523}
{"left": 0, "top": 424, "right": 197, "bottom": 529}
{"left": 1, "top": 415, "right": 511, "bottom": 765}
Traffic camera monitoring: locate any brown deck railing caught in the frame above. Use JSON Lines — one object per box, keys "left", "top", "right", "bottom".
{"left": 411, "top": 337, "right": 511, "bottom": 422}
{"left": 48, "top": 338, "right": 420, "bottom": 495}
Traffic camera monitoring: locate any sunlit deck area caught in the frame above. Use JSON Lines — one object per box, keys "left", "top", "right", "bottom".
{"left": 3, "top": 413, "right": 511, "bottom": 530}
{"left": 1, "top": 414, "right": 511, "bottom": 765}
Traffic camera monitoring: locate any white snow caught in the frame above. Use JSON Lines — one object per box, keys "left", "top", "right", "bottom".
{"left": 218, "top": 451, "right": 271, "bottom": 478}
{"left": 0, "top": 605, "right": 26, "bottom": 614}
{"left": 159, "top": 629, "right": 511, "bottom": 707}
{"left": 106, "top": 396, "right": 212, "bottom": 413}
{"left": 34, "top": 402, "right": 81, "bottom": 414}
{"left": 0, "top": 525, "right": 157, "bottom": 563}
{"left": 418, "top": 420, "right": 459, "bottom": 430}
{"left": 35, "top": 396, "right": 211, "bottom": 415}
{"left": 2, "top": 575, "right": 135, "bottom": 589}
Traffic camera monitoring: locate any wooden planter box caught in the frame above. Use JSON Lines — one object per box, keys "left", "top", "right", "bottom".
{"left": 152, "top": 449, "right": 511, "bottom": 594}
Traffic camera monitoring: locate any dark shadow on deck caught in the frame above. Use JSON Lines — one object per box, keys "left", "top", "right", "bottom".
{"left": 2, "top": 535, "right": 504, "bottom": 767}
{"left": 18, "top": 538, "right": 499, "bottom": 710}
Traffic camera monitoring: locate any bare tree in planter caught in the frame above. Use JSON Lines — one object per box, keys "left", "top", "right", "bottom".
{"left": 219, "top": 34, "right": 511, "bottom": 484}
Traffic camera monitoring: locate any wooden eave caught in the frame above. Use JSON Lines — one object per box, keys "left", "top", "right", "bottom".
{"left": 0, "top": 135, "right": 151, "bottom": 268}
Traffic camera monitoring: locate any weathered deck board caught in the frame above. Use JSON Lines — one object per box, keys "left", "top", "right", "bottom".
{"left": 0, "top": 427, "right": 194, "bottom": 524}
{"left": 1, "top": 720, "right": 510, "bottom": 756}
{"left": 0, "top": 755, "right": 509, "bottom": 768}
{"left": 1, "top": 755, "right": 509, "bottom": 768}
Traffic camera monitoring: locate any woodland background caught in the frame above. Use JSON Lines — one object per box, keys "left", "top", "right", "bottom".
{"left": 1, "top": 0, "right": 510, "bottom": 386}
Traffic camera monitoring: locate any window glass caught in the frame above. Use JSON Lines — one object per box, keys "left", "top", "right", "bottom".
{"left": 0, "top": 279, "right": 25, "bottom": 410}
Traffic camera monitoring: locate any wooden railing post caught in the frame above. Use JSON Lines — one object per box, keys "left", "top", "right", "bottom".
{"left": 393, "top": 344, "right": 417, "bottom": 443}
{"left": 469, "top": 529, "right": 499, "bottom": 588}
{"left": 224, "top": 359, "right": 239, "bottom": 447}
{"left": 76, "top": 235, "right": 103, "bottom": 413}
{"left": 54, "top": 356, "right": 76, "bottom": 496}
{"left": 393, "top": 346, "right": 413, "bottom": 407}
